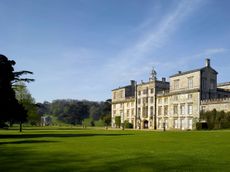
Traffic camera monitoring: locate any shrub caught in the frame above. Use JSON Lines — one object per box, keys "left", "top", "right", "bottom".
{"left": 124, "top": 120, "right": 133, "bottom": 128}
{"left": 115, "top": 116, "right": 121, "bottom": 128}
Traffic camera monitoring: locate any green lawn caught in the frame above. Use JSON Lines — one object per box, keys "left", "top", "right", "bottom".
{"left": 0, "top": 128, "right": 230, "bottom": 172}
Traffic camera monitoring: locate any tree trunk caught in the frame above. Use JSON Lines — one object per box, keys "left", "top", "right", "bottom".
{"left": 19, "top": 121, "right": 22, "bottom": 132}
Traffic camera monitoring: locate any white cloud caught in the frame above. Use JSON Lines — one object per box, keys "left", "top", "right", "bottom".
{"left": 104, "top": 0, "right": 204, "bottom": 83}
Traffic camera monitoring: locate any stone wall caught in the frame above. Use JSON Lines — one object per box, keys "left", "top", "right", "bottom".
{"left": 201, "top": 98, "right": 230, "bottom": 112}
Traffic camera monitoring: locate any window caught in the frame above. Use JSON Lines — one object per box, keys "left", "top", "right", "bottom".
{"left": 174, "top": 79, "right": 179, "bottom": 90}
{"left": 113, "top": 110, "right": 116, "bottom": 115}
{"left": 173, "top": 104, "right": 178, "bottom": 115}
{"left": 174, "top": 119, "right": 178, "bottom": 128}
{"left": 113, "top": 104, "right": 116, "bottom": 109}
{"left": 120, "top": 104, "right": 123, "bottom": 108}
{"left": 158, "top": 98, "right": 162, "bottom": 104}
{"left": 158, "top": 106, "right": 162, "bottom": 116}
{"left": 188, "top": 77, "right": 193, "bottom": 88}
{"left": 150, "top": 88, "right": 154, "bottom": 94}
{"left": 164, "top": 97, "right": 168, "bottom": 103}
{"left": 138, "top": 91, "right": 141, "bottom": 95}
{"left": 138, "top": 98, "right": 141, "bottom": 104}
{"left": 131, "top": 109, "right": 134, "bottom": 116}
{"left": 188, "top": 104, "right": 193, "bottom": 115}
{"left": 131, "top": 102, "right": 134, "bottom": 107}
{"left": 143, "top": 107, "right": 148, "bottom": 118}
{"left": 164, "top": 105, "right": 168, "bottom": 116}
{"left": 113, "top": 92, "right": 116, "bottom": 99}
{"left": 173, "top": 95, "right": 178, "bottom": 101}
{"left": 138, "top": 108, "right": 141, "bottom": 117}
{"left": 150, "top": 106, "right": 154, "bottom": 115}
{"left": 188, "top": 94, "right": 193, "bottom": 100}
{"left": 188, "top": 119, "right": 192, "bottom": 129}
{"left": 180, "top": 104, "right": 185, "bottom": 115}
{"left": 201, "top": 106, "right": 206, "bottom": 111}
{"left": 127, "top": 110, "right": 130, "bottom": 117}
{"left": 143, "top": 88, "right": 148, "bottom": 94}
{"left": 150, "top": 97, "right": 154, "bottom": 103}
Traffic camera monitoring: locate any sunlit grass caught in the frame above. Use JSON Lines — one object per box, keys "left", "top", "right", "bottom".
{"left": 0, "top": 127, "right": 230, "bottom": 172}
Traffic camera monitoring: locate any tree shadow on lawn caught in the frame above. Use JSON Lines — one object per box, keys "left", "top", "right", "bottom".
{"left": 0, "top": 146, "right": 220, "bottom": 172}
{"left": 0, "top": 133, "right": 133, "bottom": 139}
{"left": 0, "top": 140, "right": 58, "bottom": 145}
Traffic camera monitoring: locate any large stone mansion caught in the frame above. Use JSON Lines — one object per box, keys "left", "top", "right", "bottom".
{"left": 111, "top": 59, "right": 230, "bottom": 130}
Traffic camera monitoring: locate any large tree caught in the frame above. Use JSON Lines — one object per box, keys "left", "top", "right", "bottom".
{"left": 0, "top": 54, "right": 34, "bottom": 131}
{"left": 14, "top": 82, "right": 39, "bottom": 126}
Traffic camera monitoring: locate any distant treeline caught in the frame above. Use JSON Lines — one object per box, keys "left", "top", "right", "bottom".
{"left": 37, "top": 99, "right": 111, "bottom": 125}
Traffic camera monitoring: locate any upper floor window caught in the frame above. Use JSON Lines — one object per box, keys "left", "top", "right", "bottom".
{"left": 138, "top": 98, "right": 141, "bottom": 104}
{"left": 150, "top": 88, "right": 154, "bottom": 94}
{"left": 138, "top": 91, "right": 141, "bottom": 96}
{"left": 150, "top": 97, "right": 154, "bottom": 103}
{"left": 143, "top": 89, "right": 148, "bottom": 94}
{"left": 113, "top": 92, "right": 116, "bottom": 99}
{"left": 158, "top": 106, "right": 162, "bottom": 116}
{"left": 174, "top": 79, "right": 179, "bottom": 90}
{"left": 173, "top": 104, "right": 178, "bottom": 115}
{"left": 131, "top": 109, "right": 134, "bottom": 116}
{"left": 164, "top": 97, "right": 168, "bottom": 103}
{"left": 158, "top": 98, "right": 162, "bottom": 104}
{"left": 143, "top": 97, "right": 148, "bottom": 104}
{"left": 173, "top": 95, "right": 179, "bottom": 101}
{"left": 138, "top": 108, "right": 141, "bottom": 117}
{"left": 188, "top": 94, "right": 193, "bottom": 100}
{"left": 164, "top": 105, "right": 168, "bottom": 116}
{"left": 188, "top": 77, "right": 193, "bottom": 89}
{"left": 180, "top": 104, "right": 185, "bottom": 115}
{"left": 150, "top": 106, "right": 154, "bottom": 115}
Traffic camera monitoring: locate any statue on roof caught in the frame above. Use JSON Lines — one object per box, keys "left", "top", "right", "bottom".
{"left": 149, "top": 67, "right": 157, "bottom": 81}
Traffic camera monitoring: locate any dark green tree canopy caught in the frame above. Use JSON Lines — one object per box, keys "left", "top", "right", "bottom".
{"left": 0, "top": 54, "right": 34, "bottom": 128}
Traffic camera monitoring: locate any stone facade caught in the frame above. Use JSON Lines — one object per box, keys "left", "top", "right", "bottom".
{"left": 111, "top": 59, "right": 230, "bottom": 130}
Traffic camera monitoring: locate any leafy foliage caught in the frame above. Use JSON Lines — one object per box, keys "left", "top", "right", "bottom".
{"left": 115, "top": 116, "right": 121, "bottom": 128}
{"left": 37, "top": 99, "right": 111, "bottom": 126}
{"left": 14, "top": 82, "right": 40, "bottom": 126}
{"left": 199, "top": 109, "right": 230, "bottom": 129}
{"left": 0, "top": 54, "right": 33, "bottom": 129}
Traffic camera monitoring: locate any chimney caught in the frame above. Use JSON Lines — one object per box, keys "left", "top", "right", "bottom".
{"left": 130, "top": 80, "right": 136, "bottom": 86}
{"left": 205, "top": 58, "right": 210, "bottom": 67}
{"left": 162, "top": 77, "right": 166, "bottom": 82}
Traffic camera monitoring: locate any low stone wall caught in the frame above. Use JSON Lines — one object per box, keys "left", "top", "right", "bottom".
{"left": 201, "top": 98, "right": 230, "bottom": 112}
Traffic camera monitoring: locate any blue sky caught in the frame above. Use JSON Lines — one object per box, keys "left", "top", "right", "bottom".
{"left": 1, "top": 0, "right": 230, "bottom": 103}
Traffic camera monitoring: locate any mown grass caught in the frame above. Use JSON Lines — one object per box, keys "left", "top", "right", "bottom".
{"left": 0, "top": 127, "right": 230, "bottom": 172}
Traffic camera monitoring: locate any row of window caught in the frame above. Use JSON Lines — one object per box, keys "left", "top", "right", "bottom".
{"left": 173, "top": 77, "right": 194, "bottom": 90}
{"left": 113, "top": 90, "right": 124, "bottom": 99}
{"left": 138, "top": 88, "right": 154, "bottom": 95}
{"left": 158, "top": 118, "right": 192, "bottom": 129}
{"left": 112, "top": 102, "right": 135, "bottom": 109}
{"left": 113, "top": 94, "right": 193, "bottom": 110}
{"left": 158, "top": 103, "right": 193, "bottom": 116}
{"left": 137, "top": 97, "right": 154, "bottom": 104}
